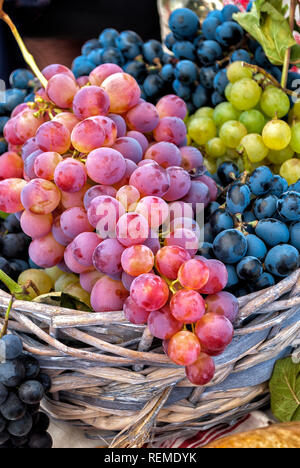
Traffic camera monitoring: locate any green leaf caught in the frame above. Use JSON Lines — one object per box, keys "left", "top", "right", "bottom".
{"left": 233, "top": 0, "right": 296, "bottom": 65}
{"left": 269, "top": 357, "right": 300, "bottom": 422}
{"left": 291, "top": 44, "right": 300, "bottom": 64}
{"left": 0, "top": 211, "right": 9, "bottom": 220}
{"left": 34, "top": 291, "right": 91, "bottom": 312}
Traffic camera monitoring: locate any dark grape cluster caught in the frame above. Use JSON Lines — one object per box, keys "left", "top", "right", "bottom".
{"left": 202, "top": 164, "right": 300, "bottom": 296}
{"left": 0, "top": 334, "right": 52, "bottom": 449}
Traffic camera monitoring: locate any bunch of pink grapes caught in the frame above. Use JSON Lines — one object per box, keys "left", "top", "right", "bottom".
{"left": 0, "top": 62, "right": 237, "bottom": 385}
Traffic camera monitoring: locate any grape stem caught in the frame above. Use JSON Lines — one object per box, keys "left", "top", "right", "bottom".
{"left": 0, "top": 269, "right": 31, "bottom": 301}
{"left": 0, "top": 296, "right": 13, "bottom": 338}
{"left": 242, "top": 62, "right": 297, "bottom": 97}
{"left": 0, "top": 2, "right": 48, "bottom": 88}
{"left": 281, "top": 0, "right": 297, "bottom": 89}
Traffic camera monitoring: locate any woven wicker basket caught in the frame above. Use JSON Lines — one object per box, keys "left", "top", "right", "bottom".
{"left": 0, "top": 269, "right": 300, "bottom": 448}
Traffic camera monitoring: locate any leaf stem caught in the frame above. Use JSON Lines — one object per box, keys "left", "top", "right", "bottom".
{"left": 243, "top": 62, "right": 298, "bottom": 97}
{"left": 281, "top": 0, "right": 297, "bottom": 89}
{"left": 0, "top": 5, "right": 47, "bottom": 88}
{"left": 0, "top": 269, "right": 30, "bottom": 300}
{"left": 0, "top": 296, "right": 13, "bottom": 338}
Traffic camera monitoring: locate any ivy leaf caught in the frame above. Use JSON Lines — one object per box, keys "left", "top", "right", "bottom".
{"left": 234, "top": 0, "right": 297, "bottom": 65}
{"left": 269, "top": 357, "right": 300, "bottom": 422}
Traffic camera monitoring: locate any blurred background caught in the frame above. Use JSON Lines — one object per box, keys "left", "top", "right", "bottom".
{"left": 0, "top": 0, "right": 162, "bottom": 84}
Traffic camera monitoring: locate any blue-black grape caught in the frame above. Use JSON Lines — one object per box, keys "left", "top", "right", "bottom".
{"left": 143, "top": 40, "right": 164, "bottom": 64}
{"left": 215, "top": 21, "right": 244, "bottom": 47}
{"left": 202, "top": 16, "right": 221, "bottom": 40}
{"left": 0, "top": 117, "right": 9, "bottom": 135}
{"left": 81, "top": 38, "right": 101, "bottom": 56}
{"left": 246, "top": 234, "right": 267, "bottom": 261}
{"left": 265, "top": 244, "right": 300, "bottom": 277}
{"left": 160, "top": 64, "right": 174, "bottom": 83}
{"left": 3, "top": 215, "right": 21, "bottom": 234}
{"left": 0, "top": 385, "right": 8, "bottom": 406}
{"left": 230, "top": 49, "right": 251, "bottom": 63}
{"left": 213, "top": 69, "right": 229, "bottom": 95}
{"left": 165, "top": 32, "right": 177, "bottom": 51}
{"left": 115, "top": 31, "right": 143, "bottom": 59}
{"left": 226, "top": 183, "right": 251, "bottom": 215}
{"left": 0, "top": 415, "right": 6, "bottom": 433}
{"left": 205, "top": 201, "right": 220, "bottom": 221}
{"left": 269, "top": 175, "right": 288, "bottom": 197}
{"left": 28, "top": 432, "right": 53, "bottom": 449}
{"left": 124, "top": 61, "right": 148, "bottom": 83}
{"left": 9, "top": 69, "right": 34, "bottom": 89}
{"left": 0, "top": 335, "right": 23, "bottom": 361}
{"left": 210, "top": 208, "right": 234, "bottom": 235}
{"left": 204, "top": 223, "right": 214, "bottom": 244}
{"left": 72, "top": 56, "right": 95, "bottom": 77}
{"left": 277, "top": 192, "right": 300, "bottom": 221}
{"left": 249, "top": 166, "right": 274, "bottom": 195}
{"left": 172, "top": 41, "right": 196, "bottom": 61}
{"left": 19, "top": 355, "right": 40, "bottom": 380}
{"left": 7, "top": 413, "right": 33, "bottom": 438}
{"left": 253, "top": 194, "right": 278, "bottom": 220}
{"left": 199, "top": 66, "right": 217, "bottom": 89}
{"left": 2, "top": 233, "right": 28, "bottom": 259}
{"left": 169, "top": 8, "right": 199, "bottom": 39}
{"left": 0, "top": 360, "right": 25, "bottom": 388}
{"left": 236, "top": 256, "right": 263, "bottom": 281}
{"left": 99, "top": 28, "right": 119, "bottom": 48}
{"left": 173, "top": 80, "right": 191, "bottom": 101}
{"left": 197, "top": 40, "right": 222, "bottom": 66}
{"left": 198, "top": 243, "right": 214, "bottom": 260}
{"left": 255, "top": 218, "right": 290, "bottom": 247}
{"left": 192, "top": 85, "right": 208, "bottom": 108}
{"left": 289, "top": 180, "right": 300, "bottom": 193}
{"left": 253, "top": 272, "right": 276, "bottom": 291}
{"left": 211, "top": 91, "right": 225, "bottom": 106}
{"left": 175, "top": 60, "right": 198, "bottom": 85}
{"left": 254, "top": 46, "right": 270, "bottom": 68}
{"left": 18, "top": 381, "right": 44, "bottom": 405}
{"left": 221, "top": 4, "right": 240, "bottom": 22}
{"left": 101, "top": 47, "right": 124, "bottom": 66}
{"left": 143, "top": 75, "right": 165, "bottom": 99}
{"left": 225, "top": 264, "right": 239, "bottom": 288}
{"left": 213, "top": 229, "right": 248, "bottom": 264}
{"left": 87, "top": 48, "right": 103, "bottom": 66}
{"left": 36, "top": 373, "right": 51, "bottom": 392}
{"left": 0, "top": 393, "right": 26, "bottom": 421}
{"left": 290, "top": 221, "right": 300, "bottom": 251}
{"left": 217, "top": 161, "right": 239, "bottom": 185}
{"left": 34, "top": 412, "right": 50, "bottom": 432}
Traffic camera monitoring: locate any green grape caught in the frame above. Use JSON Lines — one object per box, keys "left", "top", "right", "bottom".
{"left": 227, "top": 61, "right": 253, "bottom": 83}
{"left": 193, "top": 107, "right": 214, "bottom": 119}
{"left": 213, "top": 102, "right": 240, "bottom": 128}
{"left": 225, "top": 148, "right": 240, "bottom": 160}
{"left": 205, "top": 138, "right": 226, "bottom": 158}
{"left": 55, "top": 273, "right": 78, "bottom": 292}
{"left": 229, "top": 78, "right": 262, "bottom": 111}
{"left": 219, "top": 120, "right": 247, "bottom": 148}
{"left": 290, "top": 122, "right": 300, "bottom": 153}
{"left": 204, "top": 158, "right": 217, "bottom": 174}
{"left": 18, "top": 269, "right": 52, "bottom": 299}
{"left": 262, "top": 119, "right": 291, "bottom": 150}
{"left": 280, "top": 159, "right": 300, "bottom": 185}
{"left": 64, "top": 283, "right": 91, "bottom": 308}
{"left": 239, "top": 110, "right": 266, "bottom": 134}
{"left": 225, "top": 83, "right": 233, "bottom": 101}
{"left": 44, "top": 266, "right": 64, "bottom": 286}
{"left": 188, "top": 117, "right": 217, "bottom": 145}
{"left": 267, "top": 146, "right": 294, "bottom": 164}
{"left": 240, "top": 134, "right": 269, "bottom": 163}
{"left": 260, "top": 86, "right": 290, "bottom": 119}
{"left": 292, "top": 100, "right": 300, "bottom": 119}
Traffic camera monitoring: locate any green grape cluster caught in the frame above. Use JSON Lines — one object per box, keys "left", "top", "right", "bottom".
{"left": 187, "top": 61, "right": 300, "bottom": 184}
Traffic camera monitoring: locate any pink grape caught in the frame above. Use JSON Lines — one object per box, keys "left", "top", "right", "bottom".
{"left": 135, "top": 196, "right": 169, "bottom": 229}
{"left": 71, "top": 118, "right": 106, "bottom": 153}
{"left": 84, "top": 185, "right": 117, "bottom": 210}
{"left": 130, "top": 274, "right": 169, "bottom": 311}
{"left": 124, "top": 297, "right": 150, "bottom": 325}
{"left": 52, "top": 112, "right": 80, "bottom": 133}
{"left": 36, "top": 121, "right": 71, "bottom": 154}
{"left": 163, "top": 166, "right": 191, "bottom": 201}
{"left": 46, "top": 74, "right": 78, "bottom": 108}
{"left": 112, "top": 137, "right": 143, "bottom": 164}
{"left": 138, "top": 160, "right": 158, "bottom": 168}
{"left": 54, "top": 158, "right": 87, "bottom": 193}
{"left": 156, "top": 95, "right": 187, "bottom": 120}
{"left": 61, "top": 184, "right": 90, "bottom": 209}
{"left": 4, "top": 118, "right": 25, "bottom": 145}
{"left": 125, "top": 101, "right": 159, "bottom": 133}
{"left": 122, "top": 271, "right": 136, "bottom": 291}
{"left": 11, "top": 103, "right": 29, "bottom": 118}
{"left": 182, "top": 181, "right": 211, "bottom": 211}
{"left": 153, "top": 117, "right": 186, "bottom": 146}
{"left": 126, "top": 131, "right": 149, "bottom": 154}
{"left": 77, "top": 76, "right": 90, "bottom": 87}
{"left": 60, "top": 207, "right": 93, "bottom": 239}
{"left": 0, "top": 152, "right": 23, "bottom": 179}
{"left": 170, "top": 289, "right": 206, "bottom": 323}
{"left": 89, "top": 63, "right": 123, "bottom": 86}
{"left": 91, "top": 276, "right": 128, "bottom": 312}
{"left": 90, "top": 116, "right": 118, "bottom": 147}
{"left": 86, "top": 148, "right": 126, "bottom": 185}
{"left": 116, "top": 185, "right": 140, "bottom": 210}
{"left": 42, "top": 64, "right": 75, "bottom": 81}
{"left": 113, "top": 159, "right": 138, "bottom": 190}
{"left": 168, "top": 331, "right": 201, "bottom": 366}
{"left": 195, "top": 175, "right": 218, "bottom": 202}
{"left": 21, "top": 179, "right": 61, "bottom": 214}
{"left": 71, "top": 232, "right": 103, "bottom": 266}
{"left": 0, "top": 179, "right": 27, "bottom": 213}
{"left": 130, "top": 164, "right": 170, "bottom": 198}
{"left": 156, "top": 246, "right": 191, "bottom": 280}
{"left": 24, "top": 150, "right": 42, "bottom": 180}
{"left": 34, "top": 152, "right": 63, "bottom": 180}
{"left": 165, "top": 228, "right": 199, "bottom": 257}
{"left": 178, "top": 259, "right": 210, "bottom": 290}
{"left": 8, "top": 143, "right": 22, "bottom": 154}
{"left": 198, "top": 259, "right": 228, "bottom": 295}
{"left": 195, "top": 313, "right": 234, "bottom": 356}
{"left": 205, "top": 292, "right": 239, "bottom": 323}
{"left": 22, "top": 138, "right": 39, "bottom": 162}
{"left": 121, "top": 245, "right": 154, "bottom": 276}
{"left": 93, "top": 238, "right": 125, "bottom": 276}
{"left": 143, "top": 230, "right": 161, "bottom": 255}
{"left": 144, "top": 142, "right": 182, "bottom": 169}
{"left": 29, "top": 233, "right": 65, "bottom": 268}
{"left": 108, "top": 114, "right": 127, "bottom": 137}
{"left": 87, "top": 196, "right": 125, "bottom": 236}
{"left": 14, "top": 110, "right": 45, "bottom": 144}
{"left": 185, "top": 353, "right": 215, "bottom": 386}
{"left": 72, "top": 86, "right": 110, "bottom": 120}
{"left": 116, "top": 213, "right": 149, "bottom": 247}
{"left": 148, "top": 306, "right": 183, "bottom": 340}
{"left": 20, "top": 211, "right": 53, "bottom": 239}
{"left": 57, "top": 259, "right": 72, "bottom": 273}
{"left": 101, "top": 73, "right": 141, "bottom": 114}
{"left": 170, "top": 218, "right": 201, "bottom": 240}
{"left": 80, "top": 270, "right": 104, "bottom": 293}
{"left": 169, "top": 201, "right": 194, "bottom": 222}
{"left": 52, "top": 216, "right": 73, "bottom": 246}
{"left": 180, "top": 146, "right": 204, "bottom": 172}
{"left": 64, "top": 243, "right": 93, "bottom": 274}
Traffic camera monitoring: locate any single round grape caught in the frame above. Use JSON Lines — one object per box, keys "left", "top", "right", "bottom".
{"left": 101, "top": 73, "right": 141, "bottom": 113}
{"left": 188, "top": 117, "right": 217, "bottom": 146}
{"left": 262, "top": 120, "right": 291, "bottom": 151}
{"left": 124, "top": 297, "right": 150, "bottom": 325}
{"left": 60, "top": 207, "right": 93, "bottom": 239}
{"left": 28, "top": 432, "right": 53, "bottom": 449}
{"left": 36, "top": 121, "right": 71, "bottom": 154}
{"left": 180, "top": 146, "right": 204, "bottom": 171}
{"left": 153, "top": 117, "right": 187, "bottom": 146}
{"left": 185, "top": 353, "right": 215, "bottom": 386}
{"left": 93, "top": 238, "right": 125, "bottom": 276}
{"left": 34, "top": 152, "right": 63, "bottom": 181}
{"left": 236, "top": 256, "right": 263, "bottom": 281}
{"left": 144, "top": 142, "right": 182, "bottom": 169}
{"left": 0, "top": 178, "right": 27, "bottom": 213}
{"left": 29, "top": 233, "right": 65, "bottom": 268}
{"left": 80, "top": 270, "right": 104, "bottom": 293}
{"left": 20, "top": 211, "right": 53, "bottom": 240}
{"left": 205, "top": 292, "right": 239, "bottom": 323}
{"left": 87, "top": 195, "right": 125, "bottom": 237}
{"left": 121, "top": 245, "right": 154, "bottom": 276}
{"left": 265, "top": 244, "right": 300, "bottom": 277}
{"left": 156, "top": 94, "right": 187, "bottom": 120}
{"left": 91, "top": 276, "right": 128, "bottom": 312}
{"left": 52, "top": 215, "right": 73, "bottom": 246}
{"left": 226, "top": 183, "right": 251, "bottom": 214}
{"left": 7, "top": 412, "right": 33, "bottom": 438}
{"left": 205, "top": 138, "right": 226, "bottom": 158}
{"left": 219, "top": 120, "right": 247, "bottom": 148}
{"left": 42, "top": 64, "right": 75, "bottom": 80}
{"left": 52, "top": 112, "right": 80, "bottom": 134}
{"left": 108, "top": 114, "right": 127, "bottom": 138}
{"left": 89, "top": 63, "right": 123, "bottom": 86}
{"left": 112, "top": 137, "right": 143, "bottom": 164}
{"left": 168, "top": 331, "right": 201, "bottom": 366}
{"left": 125, "top": 101, "right": 159, "bottom": 133}
{"left": 239, "top": 110, "right": 265, "bottom": 134}
{"left": 72, "top": 86, "right": 110, "bottom": 120}
{"left": 18, "top": 269, "right": 52, "bottom": 298}
{"left": 71, "top": 118, "right": 106, "bottom": 153}
{"left": 60, "top": 183, "right": 90, "bottom": 210}
{"left": 170, "top": 289, "right": 206, "bottom": 323}
{"left": 71, "top": 232, "right": 102, "bottom": 267}
{"left": 116, "top": 213, "right": 149, "bottom": 247}
{"left": 54, "top": 158, "right": 87, "bottom": 194}
{"left": 267, "top": 146, "right": 294, "bottom": 165}
{"left": 126, "top": 131, "right": 149, "bottom": 154}
{"left": 213, "top": 102, "right": 240, "bottom": 128}
{"left": 227, "top": 61, "right": 253, "bottom": 83}
{"left": 21, "top": 179, "right": 61, "bottom": 215}
{"left": 246, "top": 234, "right": 268, "bottom": 260}
{"left": 155, "top": 246, "right": 191, "bottom": 280}
{"left": 130, "top": 274, "right": 169, "bottom": 312}
{"left": 277, "top": 191, "right": 300, "bottom": 221}
{"left": 91, "top": 116, "right": 118, "bottom": 147}
{"left": 0, "top": 152, "right": 23, "bottom": 180}
{"left": 0, "top": 335, "right": 23, "bottom": 360}
{"left": 241, "top": 134, "right": 269, "bottom": 163}
{"left": 178, "top": 259, "right": 210, "bottom": 290}
{"left": 290, "top": 122, "right": 300, "bottom": 154}
{"left": 255, "top": 219, "right": 290, "bottom": 247}
{"left": 135, "top": 196, "right": 169, "bottom": 229}
{"left": 280, "top": 159, "right": 300, "bottom": 185}
{"left": 86, "top": 148, "right": 126, "bottom": 185}
{"left": 46, "top": 73, "right": 78, "bottom": 108}
{"left": 195, "top": 313, "right": 234, "bottom": 356}
{"left": 84, "top": 185, "right": 117, "bottom": 211}
{"left": 0, "top": 392, "right": 26, "bottom": 420}
{"left": 229, "top": 78, "right": 262, "bottom": 111}
{"left": 163, "top": 166, "right": 191, "bottom": 202}
{"left": 260, "top": 86, "right": 290, "bottom": 119}
{"left": 148, "top": 306, "right": 183, "bottom": 340}
{"left": 198, "top": 259, "right": 228, "bottom": 295}
{"left": 213, "top": 229, "right": 247, "bottom": 265}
